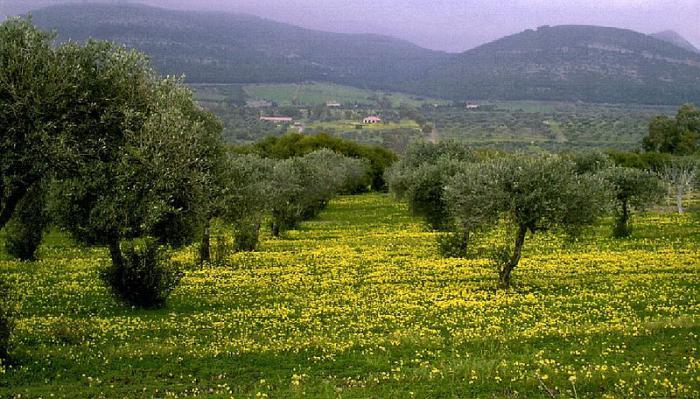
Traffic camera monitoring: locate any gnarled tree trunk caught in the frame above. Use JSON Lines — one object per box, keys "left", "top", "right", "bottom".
{"left": 499, "top": 224, "right": 527, "bottom": 288}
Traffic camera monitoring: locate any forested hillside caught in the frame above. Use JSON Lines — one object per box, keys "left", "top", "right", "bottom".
{"left": 411, "top": 25, "right": 700, "bottom": 105}
{"left": 30, "top": 3, "right": 449, "bottom": 88}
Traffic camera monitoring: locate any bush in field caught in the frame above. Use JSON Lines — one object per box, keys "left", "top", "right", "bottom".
{"left": 0, "top": 277, "right": 18, "bottom": 363}
{"left": 386, "top": 141, "right": 475, "bottom": 230}
{"left": 437, "top": 230, "right": 470, "bottom": 258}
{"left": 4, "top": 183, "right": 49, "bottom": 260}
{"left": 269, "top": 158, "right": 312, "bottom": 236}
{"left": 600, "top": 167, "right": 665, "bottom": 237}
{"left": 100, "top": 238, "right": 183, "bottom": 309}
{"left": 445, "top": 154, "right": 609, "bottom": 287}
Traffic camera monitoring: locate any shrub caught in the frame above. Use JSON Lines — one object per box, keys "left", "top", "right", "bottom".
{"left": 437, "top": 231, "right": 470, "bottom": 258}
{"left": 100, "top": 238, "right": 183, "bottom": 308}
{"left": 0, "top": 278, "right": 18, "bottom": 363}
{"left": 234, "top": 221, "right": 261, "bottom": 252}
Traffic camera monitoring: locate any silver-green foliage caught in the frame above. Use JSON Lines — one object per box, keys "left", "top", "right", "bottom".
{"left": 600, "top": 167, "right": 665, "bottom": 237}
{"left": 445, "top": 154, "right": 610, "bottom": 286}
{"left": 385, "top": 141, "right": 475, "bottom": 230}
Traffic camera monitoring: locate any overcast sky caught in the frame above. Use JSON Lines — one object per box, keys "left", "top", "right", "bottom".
{"left": 1, "top": 0, "right": 698, "bottom": 52}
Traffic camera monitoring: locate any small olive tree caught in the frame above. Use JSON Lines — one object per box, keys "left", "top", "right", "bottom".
{"left": 386, "top": 141, "right": 474, "bottom": 230}
{"left": 446, "top": 154, "right": 609, "bottom": 287}
{"left": 600, "top": 167, "right": 665, "bottom": 237}
{"left": 223, "top": 154, "right": 274, "bottom": 253}
{"left": 660, "top": 158, "right": 698, "bottom": 214}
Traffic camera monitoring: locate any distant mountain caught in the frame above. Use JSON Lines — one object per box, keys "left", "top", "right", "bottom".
{"left": 25, "top": 5, "right": 700, "bottom": 105}
{"left": 409, "top": 25, "right": 700, "bottom": 105}
{"left": 651, "top": 30, "right": 699, "bottom": 54}
{"left": 29, "top": 3, "right": 448, "bottom": 88}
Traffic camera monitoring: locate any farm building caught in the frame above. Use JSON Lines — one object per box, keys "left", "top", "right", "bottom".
{"left": 326, "top": 101, "right": 342, "bottom": 108}
{"left": 466, "top": 103, "right": 480, "bottom": 109}
{"left": 260, "top": 116, "right": 293, "bottom": 123}
{"left": 363, "top": 116, "right": 382, "bottom": 124}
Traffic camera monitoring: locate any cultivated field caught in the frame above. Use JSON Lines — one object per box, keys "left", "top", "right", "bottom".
{"left": 1, "top": 194, "right": 698, "bottom": 398}
{"left": 242, "top": 83, "right": 449, "bottom": 107}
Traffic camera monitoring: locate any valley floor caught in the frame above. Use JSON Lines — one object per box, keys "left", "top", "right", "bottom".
{"left": 1, "top": 194, "right": 699, "bottom": 398}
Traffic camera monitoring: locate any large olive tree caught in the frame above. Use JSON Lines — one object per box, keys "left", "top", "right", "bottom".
{"left": 43, "top": 38, "right": 223, "bottom": 261}
{"left": 0, "top": 19, "right": 66, "bottom": 229}
{"left": 446, "top": 154, "right": 609, "bottom": 287}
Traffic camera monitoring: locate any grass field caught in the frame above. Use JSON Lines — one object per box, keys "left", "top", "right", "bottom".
{"left": 2, "top": 194, "right": 698, "bottom": 398}
{"left": 243, "top": 83, "right": 450, "bottom": 107}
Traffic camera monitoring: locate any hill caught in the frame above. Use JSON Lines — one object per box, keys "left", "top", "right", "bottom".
{"left": 29, "top": 3, "right": 449, "bottom": 88}
{"left": 651, "top": 30, "right": 700, "bottom": 54}
{"left": 26, "top": 5, "right": 700, "bottom": 105}
{"left": 409, "top": 25, "right": 700, "bottom": 105}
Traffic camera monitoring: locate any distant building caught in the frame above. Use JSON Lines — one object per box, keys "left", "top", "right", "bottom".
{"left": 363, "top": 116, "right": 382, "bottom": 124}
{"left": 326, "top": 101, "right": 342, "bottom": 108}
{"left": 466, "top": 103, "right": 480, "bottom": 109}
{"left": 260, "top": 116, "right": 293, "bottom": 123}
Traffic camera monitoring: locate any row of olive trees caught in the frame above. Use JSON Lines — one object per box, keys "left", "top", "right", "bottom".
{"left": 386, "top": 143, "right": 675, "bottom": 287}
{"left": 1, "top": 18, "right": 371, "bottom": 277}
{"left": 199, "top": 150, "right": 370, "bottom": 262}
{"left": 0, "top": 20, "right": 372, "bottom": 363}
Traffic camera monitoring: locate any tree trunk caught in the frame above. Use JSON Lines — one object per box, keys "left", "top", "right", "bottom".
{"left": 199, "top": 219, "right": 211, "bottom": 265}
{"left": 0, "top": 184, "right": 33, "bottom": 231}
{"left": 499, "top": 225, "right": 527, "bottom": 288}
{"left": 614, "top": 199, "right": 632, "bottom": 238}
{"left": 676, "top": 186, "right": 685, "bottom": 214}
{"left": 107, "top": 237, "right": 124, "bottom": 269}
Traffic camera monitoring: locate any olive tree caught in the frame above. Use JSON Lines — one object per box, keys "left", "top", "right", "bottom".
{"left": 0, "top": 19, "right": 65, "bottom": 230}
{"left": 386, "top": 141, "right": 474, "bottom": 230}
{"left": 268, "top": 150, "right": 369, "bottom": 237}
{"left": 222, "top": 154, "right": 274, "bottom": 253}
{"left": 600, "top": 167, "right": 665, "bottom": 237}
{"left": 660, "top": 158, "right": 698, "bottom": 214}
{"left": 48, "top": 43, "right": 225, "bottom": 306}
{"left": 446, "top": 154, "right": 609, "bottom": 287}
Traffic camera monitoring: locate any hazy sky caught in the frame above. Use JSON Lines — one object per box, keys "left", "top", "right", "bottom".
{"left": 1, "top": 0, "right": 698, "bottom": 52}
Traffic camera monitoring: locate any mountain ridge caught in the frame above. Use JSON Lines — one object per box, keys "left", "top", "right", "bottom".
{"left": 25, "top": 4, "right": 700, "bottom": 105}
{"left": 29, "top": 3, "right": 449, "bottom": 88}
{"left": 410, "top": 25, "right": 700, "bottom": 105}
{"left": 651, "top": 30, "right": 699, "bottom": 54}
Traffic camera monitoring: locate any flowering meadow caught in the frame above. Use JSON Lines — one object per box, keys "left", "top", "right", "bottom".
{"left": 1, "top": 194, "right": 698, "bottom": 398}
